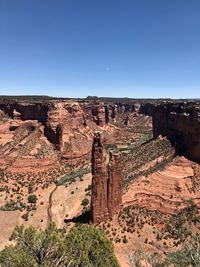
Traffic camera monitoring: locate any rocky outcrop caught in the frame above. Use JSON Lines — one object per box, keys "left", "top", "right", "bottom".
{"left": 91, "top": 132, "right": 109, "bottom": 223}
{"left": 153, "top": 102, "right": 200, "bottom": 163}
{"left": 91, "top": 132, "right": 122, "bottom": 223}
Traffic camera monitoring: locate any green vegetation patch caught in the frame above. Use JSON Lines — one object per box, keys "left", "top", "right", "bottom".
{"left": 0, "top": 201, "right": 25, "bottom": 211}
{"left": 56, "top": 167, "right": 91, "bottom": 186}
{"left": 0, "top": 223, "right": 119, "bottom": 267}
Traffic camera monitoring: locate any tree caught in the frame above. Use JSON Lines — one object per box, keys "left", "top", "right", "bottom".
{"left": 28, "top": 194, "right": 37, "bottom": 203}
{"left": 65, "top": 224, "right": 119, "bottom": 267}
{"left": 0, "top": 224, "right": 119, "bottom": 267}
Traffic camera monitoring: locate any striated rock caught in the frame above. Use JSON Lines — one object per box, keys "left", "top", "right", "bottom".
{"left": 91, "top": 132, "right": 122, "bottom": 223}
{"left": 123, "top": 156, "right": 200, "bottom": 215}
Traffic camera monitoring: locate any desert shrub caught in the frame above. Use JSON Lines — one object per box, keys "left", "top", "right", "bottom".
{"left": 81, "top": 198, "right": 89, "bottom": 207}
{"left": 28, "top": 185, "right": 33, "bottom": 194}
{"left": 85, "top": 184, "right": 92, "bottom": 192}
{"left": 0, "top": 223, "right": 119, "bottom": 267}
{"left": 28, "top": 194, "right": 37, "bottom": 203}
{"left": 21, "top": 213, "right": 28, "bottom": 221}
{"left": 122, "top": 236, "right": 128, "bottom": 243}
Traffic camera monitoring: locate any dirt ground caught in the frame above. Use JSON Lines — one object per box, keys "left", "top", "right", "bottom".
{"left": 51, "top": 173, "right": 92, "bottom": 228}
{"left": 0, "top": 173, "right": 92, "bottom": 250}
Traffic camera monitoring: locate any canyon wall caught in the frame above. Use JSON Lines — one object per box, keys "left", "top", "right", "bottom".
{"left": 153, "top": 102, "right": 200, "bottom": 163}
{"left": 0, "top": 100, "right": 108, "bottom": 159}
{"left": 91, "top": 132, "right": 122, "bottom": 223}
{"left": 0, "top": 99, "right": 153, "bottom": 159}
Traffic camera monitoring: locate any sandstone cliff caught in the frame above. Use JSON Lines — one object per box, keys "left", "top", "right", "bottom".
{"left": 153, "top": 102, "right": 200, "bottom": 163}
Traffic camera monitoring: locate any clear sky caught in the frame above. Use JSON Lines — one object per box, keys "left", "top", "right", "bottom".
{"left": 0, "top": 0, "right": 200, "bottom": 98}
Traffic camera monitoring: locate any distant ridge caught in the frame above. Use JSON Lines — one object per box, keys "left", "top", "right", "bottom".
{"left": 0, "top": 95, "right": 199, "bottom": 103}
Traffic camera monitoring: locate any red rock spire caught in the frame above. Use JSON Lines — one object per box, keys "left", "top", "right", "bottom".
{"left": 91, "top": 132, "right": 109, "bottom": 223}
{"left": 91, "top": 132, "right": 122, "bottom": 223}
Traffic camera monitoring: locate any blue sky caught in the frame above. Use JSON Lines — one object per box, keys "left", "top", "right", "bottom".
{"left": 0, "top": 0, "right": 200, "bottom": 98}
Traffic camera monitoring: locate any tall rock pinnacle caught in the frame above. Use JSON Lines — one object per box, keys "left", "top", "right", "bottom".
{"left": 91, "top": 132, "right": 122, "bottom": 223}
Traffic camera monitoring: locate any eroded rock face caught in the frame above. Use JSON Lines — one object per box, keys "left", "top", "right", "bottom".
{"left": 79, "top": 101, "right": 106, "bottom": 126}
{"left": 153, "top": 102, "right": 200, "bottom": 163}
{"left": 91, "top": 132, "right": 122, "bottom": 223}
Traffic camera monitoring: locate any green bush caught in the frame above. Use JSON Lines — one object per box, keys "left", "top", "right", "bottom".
{"left": 27, "top": 194, "right": 37, "bottom": 203}
{"left": 81, "top": 198, "right": 89, "bottom": 207}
